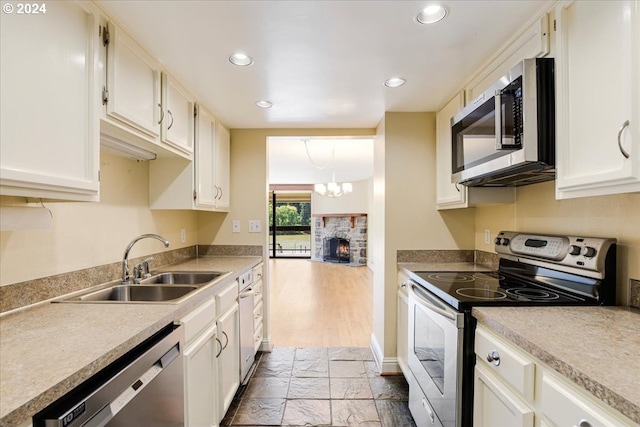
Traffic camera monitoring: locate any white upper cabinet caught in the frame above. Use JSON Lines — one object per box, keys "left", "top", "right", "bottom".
{"left": 103, "top": 22, "right": 161, "bottom": 139}
{"left": 161, "top": 72, "right": 195, "bottom": 156}
{"left": 0, "top": 1, "right": 100, "bottom": 201}
{"left": 214, "top": 122, "right": 231, "bottom": 211}
{"left": 149, "top": 104, "right": 231, "bottom": 211}
{"left": 555, "top": 0, "right": 640, "bottom": 199}
{"left": 436, "top": 93, "right": 468, "bottom": 208}
{"left": 195, "top": 106, "right": 218, "bottom": 209}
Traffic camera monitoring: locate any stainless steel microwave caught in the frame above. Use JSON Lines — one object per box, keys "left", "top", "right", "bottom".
{"left": 451, "top": 58, "right": 555, "bottom": 187}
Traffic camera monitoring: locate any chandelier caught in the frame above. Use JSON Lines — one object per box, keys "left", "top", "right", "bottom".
{"left": 314, "top": 172, "right": 353, "bottom": 197}
{"left": 304, "top": 140, "right": 353, "bottom": 197}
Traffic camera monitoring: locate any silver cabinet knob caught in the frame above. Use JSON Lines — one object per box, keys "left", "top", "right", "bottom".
{"left": 574, "top": 420, "right": 593, "bottom": 427}
{"left": 486, "top": 350, "right": 501, "bottom": 366}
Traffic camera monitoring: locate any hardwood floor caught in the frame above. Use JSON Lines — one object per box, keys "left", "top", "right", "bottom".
{"left": 269, "top": 259, "right": 373, "bottom": 348}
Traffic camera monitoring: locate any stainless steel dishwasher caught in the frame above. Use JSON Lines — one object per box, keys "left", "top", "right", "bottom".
{"left": 34, "top": 324, "right": 184, "bottom": 427}
{"left": 238, "top": 270, "right": 255, "bottom": 383}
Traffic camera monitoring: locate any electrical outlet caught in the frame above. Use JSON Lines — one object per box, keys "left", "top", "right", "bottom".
{"left": 180, "top": 228, "right": 186, "bottom": 243}
{"left": 249, "top": 220, "right": 261, "bottom": 233}
{"left": 232, "top": 220, "right": 240, "bottom": 233}
{"left": 484, "top": 228, "right": 491, "bottom": 245}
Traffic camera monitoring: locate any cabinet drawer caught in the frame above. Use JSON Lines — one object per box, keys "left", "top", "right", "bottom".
{"left": 253, "top": 280, "right": 263, "bottom": 306}
{"left": 254, "top": 321, "right": 263, "bottom": 353}
{"left": 252, "top": 263, "right": 264, "bottom": 283}
{"left": 180, "top": 297, "right": 216, "bottom": 345}
{"left": 216, "top": 280, "right": 238, "bottom": 315}
{"left": 475, "top": 327, "right": 535, "bottom": 401}
{"left": 540, "top": 370, "right": 636, "bottom": 427}
{"left": 253, "top": 300, "right": 263, "bottom": 328}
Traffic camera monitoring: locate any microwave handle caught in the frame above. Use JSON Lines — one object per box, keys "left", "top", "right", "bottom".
{"left": 495, "top": 90, "right": 503, "bottom": 150}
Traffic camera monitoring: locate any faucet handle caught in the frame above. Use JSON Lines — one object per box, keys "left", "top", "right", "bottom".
{"left": 141, "top": 257, "right": 155, "bottom": 278}
{"left": 133, "top": 263, "right": 144, "bottom": 283}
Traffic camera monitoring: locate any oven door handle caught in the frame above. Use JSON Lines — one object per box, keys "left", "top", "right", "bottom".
{"left": 410, "top": 283, "right": 458, "bottom": 322}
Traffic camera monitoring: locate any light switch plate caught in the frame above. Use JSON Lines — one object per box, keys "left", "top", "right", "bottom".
{"left": 180, "top": 228, "right": 186, "bottom": 243}
{"left": 484, "top": 229, "right": 491, "bottom": 245}
{"left": 249, "top": 220, "right": 261, "bottom": 233}
{"left": 232, "top": 220, "right": 240, "bottom": 233}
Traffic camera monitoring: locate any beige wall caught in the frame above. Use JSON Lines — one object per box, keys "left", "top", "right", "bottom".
{"left": 0, "top": 150, "right": 197, "bottom": 286}
{"left": 475, "top": 181, "right": 640, "bottom": 305}
{"left": 312, "top": 179, "right": 370, "bottom": 215}
{"left": 371, "top": 112, "right": 476, "bottom": 370}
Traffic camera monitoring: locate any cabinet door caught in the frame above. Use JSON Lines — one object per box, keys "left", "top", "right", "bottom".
{"left": 473, "top": 363, "right": 534, "bottom": 427}
{"left": 556, "top": 0, "right": 640, "bottom": 199}
{"left": 195, "top": 106, "right": 217, "bottom": 209}
{"left": 214, "top": 122, "right": 231, "bottom": 211}
{"left": 162, "top": 72, "right": 195, "bottom": 156}
{"left": 436, "top": 93, "right": 467, "bottom": 208}
{"left": 0, "top": 1, "right": 99, "bottom": 201}
{"left": 184, "top": 324, "right": 218, "bottom": 427}
{"left": 217, "top": 303, "right": 240, "bottom": 422}
{"left": 106, "top": 23, "right": 161, "bottom": 138}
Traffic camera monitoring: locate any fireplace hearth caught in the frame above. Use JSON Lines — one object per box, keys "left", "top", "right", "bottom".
{"left": 323, "top": 237, "right": 350, "bottom": 263}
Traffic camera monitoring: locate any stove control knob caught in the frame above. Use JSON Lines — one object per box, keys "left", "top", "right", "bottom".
{"left": 569, "top": 245, "right": 581, "bottom": 256}
{"left": 501, "top": 238, "right": 510, "bottom": 246}
{"left": 494, "top": 237, "right": 501, "bottom": 245}
{"left": 582, "top": 246, "right": 597, "bottom": 258}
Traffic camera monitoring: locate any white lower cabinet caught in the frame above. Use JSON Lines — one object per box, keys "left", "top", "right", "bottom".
{"left": 474, "top": 325, "right": 637, "bottom": 427}
{"left": 180, "top": 297, "right": 219, "bottom": 427}
{"left": 216, "top": 282, "right": 240, "bottom": 422}
{"left": 473, "top": 363, "right": 534, "bottom": 427}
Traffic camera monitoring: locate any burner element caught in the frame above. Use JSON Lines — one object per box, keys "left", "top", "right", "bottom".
{"left": 505, "top": 288, "right": 559, "bottom": 300}
{"left": 455, "top": 288, "right": 507, "bottom": 300}
{"left": 427, "top": 273, "right": 475, "bottom": 282}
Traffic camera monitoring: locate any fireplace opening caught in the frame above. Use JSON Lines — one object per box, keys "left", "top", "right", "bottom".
{"left": 323, "top": 237, "right": 350, "bottom": 263}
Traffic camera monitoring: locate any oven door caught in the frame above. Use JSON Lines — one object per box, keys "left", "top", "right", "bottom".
{"left": 408, "top": 282, "right": 464, "bottom": 427}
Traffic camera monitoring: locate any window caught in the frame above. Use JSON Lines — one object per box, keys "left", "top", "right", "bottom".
{"left": 269, "top": 192, "right": 311, "bottom": 258}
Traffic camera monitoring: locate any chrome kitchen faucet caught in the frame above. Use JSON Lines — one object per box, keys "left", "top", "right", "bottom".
{"left": 121, "top": 234, "right": 170, "bottom": 284}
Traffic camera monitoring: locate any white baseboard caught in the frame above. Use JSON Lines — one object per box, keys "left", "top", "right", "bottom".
{"left": 259, "top": 335, "right": 274, "bottom": 352}
{"left": 369, "top": 333, "right": 402, "bottom": 375}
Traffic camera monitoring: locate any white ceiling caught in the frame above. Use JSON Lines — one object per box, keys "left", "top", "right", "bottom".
{"left": 268, "top": 137, "right": 374, "bottom": 184}
{"left": 97, "top": 0, "right": 551, "bottom": 130}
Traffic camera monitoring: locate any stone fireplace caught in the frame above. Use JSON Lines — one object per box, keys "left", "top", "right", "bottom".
{"left": 313, "top": 214, "right": 367, "bottom": 265}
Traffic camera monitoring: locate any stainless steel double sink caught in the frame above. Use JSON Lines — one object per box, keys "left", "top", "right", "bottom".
{"left": 61, "top": 271, "right": 228, "bottom": 304}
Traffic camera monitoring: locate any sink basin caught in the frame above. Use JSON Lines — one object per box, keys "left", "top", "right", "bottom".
{"left": 78, "top": 285, "right": 198, "bottom": 302}
{"left": 140, "top": 271, "right": 223, "bottom": 286}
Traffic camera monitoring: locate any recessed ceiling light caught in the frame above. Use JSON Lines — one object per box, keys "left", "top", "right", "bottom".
{"left": 384, "top": 77, "right": 406, "bottom": 88}
{"left": 256, "top": 100, "right": 273, "bottom": 109}
{"left": 416, "top": 5, "right": 448, "bottom": 24}
{"left": 229, "top": 53, "right": 253, "bottom": 66}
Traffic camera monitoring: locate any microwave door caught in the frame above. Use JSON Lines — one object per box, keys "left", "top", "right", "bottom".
{"left": 496, "top": 78, "right": 523, "bottom": 150}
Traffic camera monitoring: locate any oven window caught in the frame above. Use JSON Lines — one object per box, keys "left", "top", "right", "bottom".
{"left": 413, "top": 306, "right": 445, "bottom": 394}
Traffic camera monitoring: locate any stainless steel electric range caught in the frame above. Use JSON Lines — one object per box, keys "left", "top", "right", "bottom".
{"left": 403, "top": 231, "right": 617, "bottom": 427}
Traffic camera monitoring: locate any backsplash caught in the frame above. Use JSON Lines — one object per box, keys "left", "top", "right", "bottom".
{"left": 0, "top": 246, "right": 264, "bottom": 315}
{"left": 396, "top": 250, "right": 498, "bottom": 269}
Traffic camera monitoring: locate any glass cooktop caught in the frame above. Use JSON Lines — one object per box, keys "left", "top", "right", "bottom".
{"left": 412, "top": 270, "right": 593, "bottom": 310}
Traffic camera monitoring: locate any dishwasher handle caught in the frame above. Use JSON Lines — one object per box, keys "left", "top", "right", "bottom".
{"left": 83, "top": 344, "right": 181, "bottom": 427}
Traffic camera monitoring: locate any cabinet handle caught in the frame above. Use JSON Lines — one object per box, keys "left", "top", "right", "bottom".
{"left": 158, "top": 103, "right": 165, "bottom": 125}
{"left": 455, "top": 182, "right": 460, "bottom": 192}
{"left": 574, "top": 420, "right": 593, "bottom": 427}
{"left": 421, "top": 398, "right": 435, "bottom": 424}
{"left": 215, "top": 337, "right": 222, "bottom": 358}
{"left": 217, "top": 186, "right": 223, "bottom": 200}
{"left": 221, "top": 331, "right": 229, "bottom": 350}
{"left": 486, "top": 350, "right": 501, "bottom": 366}
{"left": 167, "top": 109, "right": 174, "bottom": 130}
{"left": 618, "top": 120, "right": 630, "bottom": 159}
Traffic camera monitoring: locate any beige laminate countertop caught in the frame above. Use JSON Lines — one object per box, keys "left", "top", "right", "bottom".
{"left": 0, "top": 256, "right": 262, "bottom": 427}
{"left": 473, "top": 306, "right": 640, "bottom": 425}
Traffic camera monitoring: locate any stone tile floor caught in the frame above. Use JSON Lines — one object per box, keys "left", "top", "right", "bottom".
{"left": 221, "top": 347, "right": 417, "bottom": 427}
